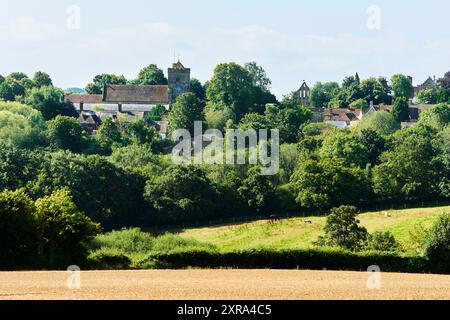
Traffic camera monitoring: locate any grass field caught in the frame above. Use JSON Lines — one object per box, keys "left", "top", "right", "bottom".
{"left": 1, "top": 270, "right": 449, "bottom": 300}
{"left": 178, "top": 206, "right": 450, "bottom": 254}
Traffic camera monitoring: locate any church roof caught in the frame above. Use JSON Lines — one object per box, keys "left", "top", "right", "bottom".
{"left": 66, "top": 94, "right": 103, "bottom": 104}
{"left": 103, "top": 84, "right": 169, "bottom": 104}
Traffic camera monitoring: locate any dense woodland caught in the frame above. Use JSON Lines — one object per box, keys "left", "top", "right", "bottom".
{"left": 1, "top": 63, "right": 450, "bottom": 269}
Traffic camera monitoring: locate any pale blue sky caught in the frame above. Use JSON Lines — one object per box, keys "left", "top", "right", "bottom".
{"left": 0, "top": 0, "right": 449, "bottom": 98}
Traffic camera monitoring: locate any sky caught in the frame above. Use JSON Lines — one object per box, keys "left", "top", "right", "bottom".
{"left": 0, "top": 0, "right": 449, "bottom": 99}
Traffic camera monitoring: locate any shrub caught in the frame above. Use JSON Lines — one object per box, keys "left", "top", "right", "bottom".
{"left": 423, "top": 212, "right": 450, "bottom": 273}
{"left": 143, "top": 248, "right": 425, "bottom": 273}
{"left": 365, "top": 231, "right": 401, "bottom": 252}
{"left": 87, "top": 249, "right": 131, "bottom": 270}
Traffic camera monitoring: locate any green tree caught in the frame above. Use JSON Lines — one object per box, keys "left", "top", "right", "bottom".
{"left": 190, "top": 78, "right": 206, "bottom": 101}
{"left": 206, "top": 63, "right": 255, "bottom": 121}
{"left": 360, "top": 77, "right": 392, "bottom": 105}
{"left": 85, "top": 74, "right": 127, "bottom": 94}
{"left": 144, "top": 165, "right": 218, "bottom": 223}
{"left": 373, "top": 126, "right": 439, "bottom": 202}
{"left": 145, "top": 104, "right": 168, "bottom": 122}
{"left": 349, "top": 98, "right": 369, "bottom": 110}
{"left": 0, "top": 189, "right": 38, "bottom": 269}
{"left": 0, "top": 82, "right": 14, "bottom": 101}
{"left": 238, "top": 113, "right": 269, "bottom": 131}
{"left": 357, "top": 110, "right": 400, "bottom": 135}
{"left": 131, "top": 64, "right": 167, "bottom": 85}
{"left": 315, "top": 205, "right": 368, "bottom": 251}
{"left": 309, "top": 82, "right": 340, "bottom": 109}
{"left": 245, "top": 61, "right": 272, "bottom": 92}
{"left": 95, "top": 117, "right": 128, "bottom": 154}
{"left": 0, "top": 101, "right": 47, "bottom": 148}
{"left": 33, "top": 71, "right": 53, "bottom": 88}
{"left": 418, "top": 103, "right": 450, "bottom": 131}
{"left": 391, "top": 74, "right": 413, "bottom": 98}
{"left": 265, "top": 104, "right": 312, "bottom": 143}
{"left": 47, "top": 116, "right": 85, "bottom": 153}
{"left": 423, "top": 212, "right": 450, "bottom": 273}
{"left": 392, "top": 96, "right": 410, "bottom": 122}
{"left": 416, "top": 89, "right": 436, "bottom": 104}
{"left": 25, "top": 86, "right": 67, "bottom": 120}
{"left": 35, "top": 189, "right": 100, "bottom": 268}
{"left": 238, "top": 166, "right": 275, "bottom": 213}
{"left": 168, "top": 92, "right": 204, "bottom": 135}
{"left": 128, "top": 119, "right": 159, "bottom": 146}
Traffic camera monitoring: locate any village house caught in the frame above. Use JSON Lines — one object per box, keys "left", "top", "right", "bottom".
{"left": 322, "top": 102, "right": 393, "bottom": 128}
{"left": 65, "top": 61, "right": 190, "bottom": 137}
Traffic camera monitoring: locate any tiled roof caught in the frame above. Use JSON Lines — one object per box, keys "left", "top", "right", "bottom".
{"left": 66, "top": 94, "right": 103, "bottom": 104}
{"left": 104, "top": 84, "right": 169, "bottom": 104}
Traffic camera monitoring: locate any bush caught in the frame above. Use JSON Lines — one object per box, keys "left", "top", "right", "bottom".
{"left": 365, "top": 231, "right": 401, "bottom": 252}
{"left": 142, "top": 248, "right": 426, "bottom": 273}
{"left": 87, "top": 249, "right": 131, "bottom": 270}
{"left": 423, "top": 212, "right": 450, "bottom": 273}
{"left": 90, "top": 229, "right": 216, "bottom": 268}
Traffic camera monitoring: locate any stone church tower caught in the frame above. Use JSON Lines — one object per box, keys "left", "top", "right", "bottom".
{"left": 298, "top": 81, "right": 310, "bottom": 106}
{"left": 168, "top": 60, "right": 191, "bottom": 104}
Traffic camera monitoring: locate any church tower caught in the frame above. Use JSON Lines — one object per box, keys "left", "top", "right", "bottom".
{"left": 298, "top": 81, "right": 310, "bottom": 106}
{"left": 168, "top": 60, "right": 191, "bottom": 105}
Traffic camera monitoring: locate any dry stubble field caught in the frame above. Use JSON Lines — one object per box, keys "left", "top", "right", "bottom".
{"left": 0, "top": 270, "right": 449, "bottom": 300}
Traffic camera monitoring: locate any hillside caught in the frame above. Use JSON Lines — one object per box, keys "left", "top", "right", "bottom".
{"left": 179, "top": 206, "right": 450, "bottom": 254}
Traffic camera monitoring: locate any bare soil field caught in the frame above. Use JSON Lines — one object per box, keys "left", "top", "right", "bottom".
{"left": 0, "top": 270, "right": 449, "bottom": 300}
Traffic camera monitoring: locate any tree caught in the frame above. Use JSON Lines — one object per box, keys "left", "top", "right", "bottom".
{"left": 391, "top": 74, "right": 413, "bottom": 98}
{"left": 168, "top": 92, "right": 204, "bottom": 135}
{"left": 144, "top": 165, "right": 218, "bottom": 223}
{"left": 238, "top": 113, "right": 269, "bottom": 131}
{"left": 25, "top": 86, "right": 67, "bottom": 120}
{"left": 309, "top": 82, "right": 340, "bottom": 109}
{"left": 416, "top": 89, "right": 436, "bottom": 104}
{"left": 0, "top": 101, "right": 47, "bottom": 148}
{"left": 315, "top": 205, "right": 368, "bottom": 251}
{"left": 0, "top": 74, "right": 4, "bottom": 84}
{"left": 238, "top": 166, "right": 275, "bottom": 213}
{"left": 0, "top": 82, "right": 14, "bottom": 101}
{"left": 360, "top": 77, "right": 392, "bottom": 105}
{"left": 128, "top": 119, "right": 159, "bottom": 146}
{"left": 291, "top": 158, "right": 372, "bottom": 211}
{"left": 418, "top": 103, "right": 450, "bottom": 131}
{"left": 145, "top": 104, "right": 168, "bottom": 122}
{"left": 245, "top": 61, "right": 272, "bottom": 92}
{"left": 47, "top": 116, "right": 85, "bottom": 153}
{"left": 265, "top": 104, "right": 312, "bottom": 143}
{"left": 357, "top": 110, "right": 400, "bottom": 135}
{"left": 33, "top": 71, "right": 53, "bottom": 88}
{"left": 392, "top": 96, "right": 410, "bottom": 122}
{"left": 423, "top": 212, "right": 450, "bottom": 273}
{"left": 0, "top": 189, "right": 38, "bottom": 269}
{"left": 358, "top": 129, "right": 386, "bottom": 165}
{"left": 131, "top": 64, "right": 167, "bottom": 85}
{"left": 319, "top": 130, "right": 369, "bottom": 168}
{"left": 35, "top": 189, "right": 100, "bottom": 268}
{"left": 95, "top": 117, "right": 128, "bottom": 154}
{"left": 206, "top": 63, "right": 255, "bottom": 121}
{"left": 349, "top": 98, "right": 369, "bottom": 110}
{"left": 85, "top": 74, "right": 127, "bottom": 94}
{"left": 190, "top": 78, "right": 206, "bottom": 101}
{"left": 373, "top": 126, "right": 439, "bottom": 202}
